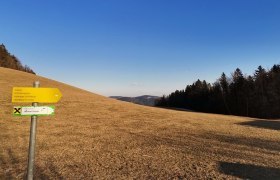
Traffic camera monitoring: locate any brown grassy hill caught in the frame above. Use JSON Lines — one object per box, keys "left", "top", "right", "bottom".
{"left": 1, "top": 67, "right": 280, "bottom": 179}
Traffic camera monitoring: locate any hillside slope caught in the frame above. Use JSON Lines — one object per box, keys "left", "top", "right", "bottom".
{"left": 1, "top": 67, "right": 280, "bottom": 179}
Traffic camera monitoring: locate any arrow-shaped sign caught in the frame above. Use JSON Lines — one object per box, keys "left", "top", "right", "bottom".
{"left": 13, "top": 106, "right": 55, "bottom": 116}
{"left": 12, "top": 87, "right": 62, "bottom": 103}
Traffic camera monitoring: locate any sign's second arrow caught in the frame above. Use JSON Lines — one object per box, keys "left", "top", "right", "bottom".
{"left": 13, "top": 106, "right": 55, "bottom": 116}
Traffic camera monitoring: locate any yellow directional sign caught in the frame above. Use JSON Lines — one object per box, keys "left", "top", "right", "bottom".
{"left": 12, "top": 87, "right": 62, "bottom": 103}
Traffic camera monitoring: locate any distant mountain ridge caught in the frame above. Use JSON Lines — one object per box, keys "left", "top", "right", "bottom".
{"left": 110, "top": 95, "right": 159, "bottom": 106}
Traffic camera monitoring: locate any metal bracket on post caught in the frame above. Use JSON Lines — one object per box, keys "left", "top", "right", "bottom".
{"left": 27, "top": 81, "right": 40, "bottom": 180}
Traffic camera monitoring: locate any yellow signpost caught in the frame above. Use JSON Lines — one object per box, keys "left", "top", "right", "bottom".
{"left": 12, "top": 87, "right": 62, "bottom": 103}
{"left": 12, "top": 82, "right": 62, "bottom": 179}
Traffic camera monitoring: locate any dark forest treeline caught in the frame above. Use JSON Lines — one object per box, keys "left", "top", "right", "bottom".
{"left": 0, "top": 44, "right": 35, "bottom": 74}
{"left": 156, "top": 65, "right": 280, "bottom": 119}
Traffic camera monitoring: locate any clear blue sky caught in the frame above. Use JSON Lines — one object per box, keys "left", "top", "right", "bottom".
{"left": 1, "top": 0, "right": 280, "bottom": 96}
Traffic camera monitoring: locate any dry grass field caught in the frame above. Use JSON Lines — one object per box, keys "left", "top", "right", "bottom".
{"left": 1, "top": 67, "right": 280, "bottom": 179}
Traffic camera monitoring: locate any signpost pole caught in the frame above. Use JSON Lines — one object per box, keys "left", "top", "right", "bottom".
{"left": 27, "top": 81, "right": 40, "bottom": 180}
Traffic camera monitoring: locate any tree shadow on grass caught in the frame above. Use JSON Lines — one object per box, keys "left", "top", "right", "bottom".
{"left": 0, "top": 148, "right": 63, "bottom": 179}
{"left": 208, "top": 133, "right": 280, "bottom": 152}
{"left": 237, "top": 120, "right": 280, "bottom": 131}
{"left": 219, "top": 162, "right": 280, "bottom": 180}
{"left": 35, "top": 161, "right": 64, "bottom": 180}
{"left": 0, "top": 149, "right": 21, "bottom": 179}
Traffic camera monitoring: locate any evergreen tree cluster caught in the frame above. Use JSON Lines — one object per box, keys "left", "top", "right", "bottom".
{"left": 0, "top": 44, "right": 35, "bottom": 74}
{"left": 156, "top": 65, "right": 280, "bottom": 119}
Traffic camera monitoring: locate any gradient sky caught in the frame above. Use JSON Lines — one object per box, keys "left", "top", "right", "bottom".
{"left": 1, "top": 0, "right": 280, "bottom": 96}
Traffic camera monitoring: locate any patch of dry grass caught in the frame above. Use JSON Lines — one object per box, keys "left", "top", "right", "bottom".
{"left": 1, "top": 67, "right": 280, "bottom": 179}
